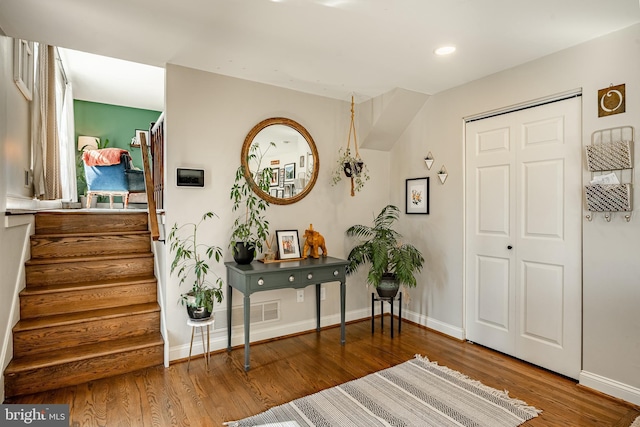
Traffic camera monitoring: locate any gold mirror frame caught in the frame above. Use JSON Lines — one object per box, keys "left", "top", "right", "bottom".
{"left": 241, "top": 117, "right": 319, "bottom": 205}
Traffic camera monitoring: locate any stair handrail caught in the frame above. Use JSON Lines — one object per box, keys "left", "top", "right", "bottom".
{"left": 139, "top": 132, "right": 160, "bottom": 241}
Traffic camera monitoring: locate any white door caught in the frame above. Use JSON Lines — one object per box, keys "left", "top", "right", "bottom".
{"left": 465, "top": 97, "right": 582, "bottom": 379}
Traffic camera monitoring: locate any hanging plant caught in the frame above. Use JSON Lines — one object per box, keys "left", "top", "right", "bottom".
{"left": 331, "top": 147, "right": 369, "bottom": 194}
{"left": 331, "top": 95, "right": 370, "bottom": 196}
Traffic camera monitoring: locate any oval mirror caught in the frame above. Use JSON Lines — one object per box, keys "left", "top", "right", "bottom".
{"left": 241, "top": 117, "right": 319, "bottom": 205}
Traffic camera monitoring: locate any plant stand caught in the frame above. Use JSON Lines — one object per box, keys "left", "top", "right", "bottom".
{"left": 371, "top": 292, "right": 402, "bottom": 338}
{"left": 187, "top": 317, "right": 215, "bottom": 371}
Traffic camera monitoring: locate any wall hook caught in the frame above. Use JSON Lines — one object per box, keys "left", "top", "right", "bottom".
{"left": 585, "top": 214, "right": 592, "bottom": 221}
{"left": 604, "top": 213, "right": 612, "bottom": 222}
{"left": 625, "top": 214, "right": 631, "bottom": 222}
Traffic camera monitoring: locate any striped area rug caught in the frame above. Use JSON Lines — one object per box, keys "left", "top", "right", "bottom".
{"left": 226, "top": 355, "right": 541, "bottom": 427}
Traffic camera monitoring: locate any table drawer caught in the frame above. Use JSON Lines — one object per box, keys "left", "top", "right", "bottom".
{"left": 248, "top": 265, "right": 345, "bottom": 292}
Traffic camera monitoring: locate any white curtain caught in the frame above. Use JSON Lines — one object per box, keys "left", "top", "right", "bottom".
{"left": 58, "top": 76, "right": 76, "bottom": 201}
{"left": 31, "top": 44, "right": 75, "bottom": 201}
{"left": 31, "top": 44, "right": 46, "bottom": 197}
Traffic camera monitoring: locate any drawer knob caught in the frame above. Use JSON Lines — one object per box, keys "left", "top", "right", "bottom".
{"left": 307, "top": 273, "right": 313, "bottom": 280}
{"left": 289, "top": 275, "right": 295, "bottom": 282}
{"left": 257, "top": 278, "right": 264, "bottom": 286}
{"left": 333, "top": 270, "right": 339, "bottom": 276}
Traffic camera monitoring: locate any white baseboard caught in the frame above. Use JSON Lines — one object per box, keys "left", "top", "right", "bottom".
{"left": 6, "top": 194, "right": 62, "bottom": 211}
{"left": 403, "top": 310, "right": 465, "bottom": 340}
{"left": 169, "top": 308, "right": 372, "bottom": 362}
{"left": 580, "top": 370, "right": 640, "bottom": 406}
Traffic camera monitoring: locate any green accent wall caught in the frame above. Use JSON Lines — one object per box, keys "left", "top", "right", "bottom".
{"left": 74, "top": 100, "right": 161, "bottom": 196}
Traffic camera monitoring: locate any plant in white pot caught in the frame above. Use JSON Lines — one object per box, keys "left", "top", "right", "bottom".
{"left": 169, "top": 212, "right": 224, "bottom": 320}
{"left": 229, "top": 142, "right": 274, "bottom": 264}
{"left": 346, "top": 204, "right": 424, "bottom": 298}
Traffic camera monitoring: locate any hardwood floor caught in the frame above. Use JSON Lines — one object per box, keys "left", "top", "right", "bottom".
{"left": 5, "top": 318, "right": 639, "bottom": 426}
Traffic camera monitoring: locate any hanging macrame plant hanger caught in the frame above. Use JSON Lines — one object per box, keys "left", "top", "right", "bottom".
{"left": 344, "top": 95, "right": 364, "bottom": 196}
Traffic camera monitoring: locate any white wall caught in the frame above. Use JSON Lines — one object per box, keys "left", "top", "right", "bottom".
{"left": 391, "top": 23, "right": 640, "bottom": 403}
{"left": 0, "top": 34, "right": 35, "bottom": 403}
{"left": 163, "top": 65, "right": 390, "bottom": 360}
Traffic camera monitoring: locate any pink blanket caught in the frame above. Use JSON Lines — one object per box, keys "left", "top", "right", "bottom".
{"left": 83, "top": 148, "right": 129, "bottom": 167}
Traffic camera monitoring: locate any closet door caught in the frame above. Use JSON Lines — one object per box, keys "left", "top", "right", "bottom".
{"left": 465, "top": 97, "right": 582, "bottom": 379}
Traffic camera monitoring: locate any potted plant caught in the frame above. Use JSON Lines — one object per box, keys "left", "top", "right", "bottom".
{"left": 345, "top": 204, "right": 424, "bottom": 297}
{"left": 169, "top": 212, "right": 224, "bottom": 320}
{"left": 331, "top": 147, "right": 370, "bottom": 196}
{"left": 229, "top": 142, "right": 274, "bottom": 264}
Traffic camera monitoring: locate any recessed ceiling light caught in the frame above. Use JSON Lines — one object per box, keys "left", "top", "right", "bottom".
{"left": 434, "top": 46, "right": 456, "bottom": 56}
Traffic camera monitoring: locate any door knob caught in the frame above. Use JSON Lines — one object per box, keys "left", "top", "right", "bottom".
{"left": 507, "top": 245, "right": 513, "bottom": 250}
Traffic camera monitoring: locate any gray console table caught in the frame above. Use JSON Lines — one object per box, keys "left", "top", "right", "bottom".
{"left": 225, "top": 256, "right": 348, "bottom": 371}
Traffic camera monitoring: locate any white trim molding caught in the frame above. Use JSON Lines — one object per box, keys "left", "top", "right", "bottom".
{"left": 403, "top": 309, "right": 465, "bottom": 341}
{"left": 580, "top": 370, "right": 640, "bottom": 406}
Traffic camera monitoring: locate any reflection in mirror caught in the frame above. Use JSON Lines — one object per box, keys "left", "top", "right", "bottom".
{"left": 242, "top": 118, "right": 319, "bottom": 205}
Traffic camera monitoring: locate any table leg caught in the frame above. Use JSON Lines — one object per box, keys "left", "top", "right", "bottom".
{"left": 206, "top": 324, "right": 211, "bottom": 370}
{"left": 199, "top": 326, "right": 207, "bottom": 368}
{"left": 398, "top": 292, "right": 402, "bottom": 334}
{"left": 390, "top": 296, "right": 394, "bottom": 339}
{"left": 371, "top": 293, "right": 375, "bottom": 334}
{"left": 243, "top": 294, "right": 251, "bottom": 371}
{"left": 316, "top": 284, "right": 321, "bottom": 332}
{"left": 380, "top": 301, "right": 384, "bottom": 330}
{"left": 187, "top": 326, "right": 195, "bottom": 372}
{"left": 227, "top": 284, "right": 232, "bottom": 352}
{"left": 340, "top": 281, "right": 346, "bottom": 345}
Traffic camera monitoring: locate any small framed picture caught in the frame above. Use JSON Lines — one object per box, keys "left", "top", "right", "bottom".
{"left": 300, "top": 155, "right": 305, "bottom": 168}
{"left": 284, "top": 163, "right": 296, "bottom": 182}
{"left": 134, "top": 129, "right": 150, "bottom": 146}
{"left": 277, "top": 189, "right": 284, "bottom": 198}
{"left": 406, "top": 177, "right": 429, "bottom": 214}
{"left": 279, "top": 168, "right": 285, "bottom": 187}
{"left": 270, "top": 167, "right": 279, "bottom": 186}
{"left": 276, "top": 230, "right": 301, "bottom": 259}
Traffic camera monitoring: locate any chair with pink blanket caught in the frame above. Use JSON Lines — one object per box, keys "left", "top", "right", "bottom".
{"left": 82, "top": 148, "right": 141, "bottom": 208}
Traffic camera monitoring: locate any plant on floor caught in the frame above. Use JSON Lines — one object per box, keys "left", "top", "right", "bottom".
{"left": 346, "top": 204, "right": 424, "bottom": 297}
{"left": 169, "top": 211, "right": 224, "bottom": 319}
{"left": 229, "top": 142, "right": 275, "bottom": 264}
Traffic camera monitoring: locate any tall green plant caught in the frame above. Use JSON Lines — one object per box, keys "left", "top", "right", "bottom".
{"left": 346, "top": 204, "right": 424, "bottom": 288}
{"left": 229, "top": 142, "right": 275, "bottom": 256}
{"left": 169, "top": 212, "right": 224, "bottom": 313}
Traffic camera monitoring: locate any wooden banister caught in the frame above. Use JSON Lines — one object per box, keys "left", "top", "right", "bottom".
{"left": 139, "top": 132, "right": 160, "bottom": 241}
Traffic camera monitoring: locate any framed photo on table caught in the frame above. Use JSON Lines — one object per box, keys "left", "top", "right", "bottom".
{"left": 406, "top": 177, "right": 429, "bottom": 214}
{"left": 276, "top": 230, "right": 301, "bottom": 259}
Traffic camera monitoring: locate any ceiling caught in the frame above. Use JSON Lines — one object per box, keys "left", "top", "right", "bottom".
{"left": 1, "top": 0, "right": 639, "bottom": 110}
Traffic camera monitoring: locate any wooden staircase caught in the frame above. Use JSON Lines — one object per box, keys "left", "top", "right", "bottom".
{"left": 4, "top": 211, "right": 164, "bottom": 398}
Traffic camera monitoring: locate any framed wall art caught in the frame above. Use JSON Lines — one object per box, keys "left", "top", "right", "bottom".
{"left": 276, "top": 230, "right": 301, "bottom": 259}
{"left": 284, "top": 163, "right": 296, "bottom": 182}
{"left": 270, "top": 167, "right": 280, "bottom": 186}
{"left": 132, "top": 129, "right": 150, "bottom": 147}
{"left": 406, "top": 177, "right": 429, "bottom": 214}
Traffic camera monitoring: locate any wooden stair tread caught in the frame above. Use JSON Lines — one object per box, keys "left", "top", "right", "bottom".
{"left": 32, "top": 230, "right": 151, "bottom": 239}
{"left": 14, "top": 302, "right": 160, "bottom": 331}
{"left": 20, "top": 275, "right": 156, "bottom": 295}
{"left": 5, "top": 333, "right": 164, "bottom": 373}
{"left": 26, "top": 252, "right": 153, "bottom": 266}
